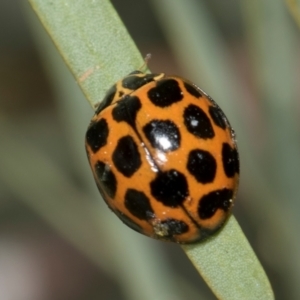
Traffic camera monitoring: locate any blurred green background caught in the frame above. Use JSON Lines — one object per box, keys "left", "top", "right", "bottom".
{"left": 0, "top": 1, "right": 299, "bottom": 299}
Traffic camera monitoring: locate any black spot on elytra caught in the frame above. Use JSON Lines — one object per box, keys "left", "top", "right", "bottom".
{"left": 115, "top": 210, "right": 143, "bottom": 233}
{"left": 125, "top": 189, "right": 155, "bottom": 220}
{"left": 158, "top": 219, "right": 189, "bottom": 237}
{"left": 112, "top": 95, "right": 142, "bottom": 128}
{"left": 184, "top": 82, "right": 202, "bottom": 98}
{"left": 143, "top": 119, "right": 181, "bottom": 152}
{"left": 198, "top": 189, "right": 233, "bottom": 219}
{"left": 94, "top": 161, "right": 117, "bottom": 199}
{"left": 187, "top": 149, "right": 217, "bottom": 183}
{"left": 184, "top": 104, "right": 215, "bottom": 139}
{"left": 150, "top": 169, "right": 189, "bottom": 207}
{"left": 95, "top": 84, "right": 117, "bottom": 114}
{"left": 148, "top": 79, "right": 183, "bottom": 107}
{"left": 222, "top": 143, "right": 239, "bottom": 177}
{"left": 86, "top": 118, "right": 109, "bottom": 153}
{"left": 209, "top": 106, "right": 227, "bottom": 129}
{"left": 122, "top": 74, "right": 156, "bottom": 90}
{"left": 112, "top": 135, "right": 141, "bottom": 177}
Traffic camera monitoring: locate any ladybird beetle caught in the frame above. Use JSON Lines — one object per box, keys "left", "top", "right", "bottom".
{"left": 85, "top": 71, "right": 239, "bottom": 243}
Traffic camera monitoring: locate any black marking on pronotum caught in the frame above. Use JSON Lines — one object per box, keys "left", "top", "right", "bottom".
{"left": 122, "top": 73, "right": 157, "bottom": 90}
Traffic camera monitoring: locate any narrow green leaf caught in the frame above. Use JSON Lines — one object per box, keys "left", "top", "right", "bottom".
{"left": 182, "top": 216, "right": 274, "bottom": 300}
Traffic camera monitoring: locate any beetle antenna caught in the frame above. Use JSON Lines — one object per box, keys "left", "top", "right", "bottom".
{"left": 139, "top": 53, "right": 152, "bottom": 71}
